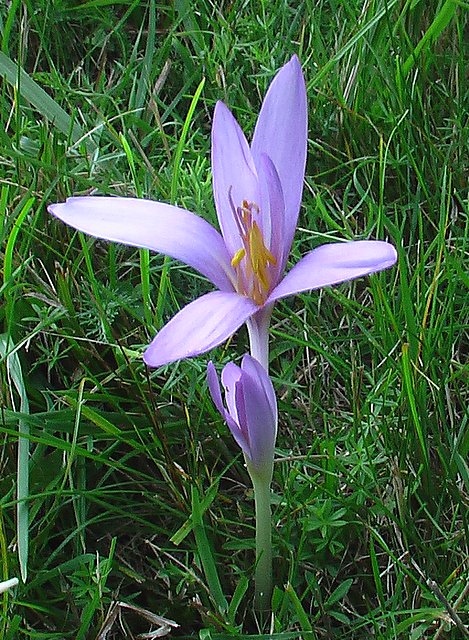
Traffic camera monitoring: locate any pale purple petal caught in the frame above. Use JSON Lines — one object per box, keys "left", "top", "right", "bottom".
{"left": 207, "top": 361, "right": 250, "bottom": 455}
{"left": 267, "top": 241, "right": 397, "bottom": 303}
{"left": 49, "top": 196, "right": 235, "bottom": 291}
{"left": 240, "top": 356, "right": 277, "bottom": 469}
{"left": 207, "top": 355, "right": 277, "bottom": 469}
{"left": 233, "top": 377, "right": 248, "bottom": 446}
{"left": 218, "top": 362, "right": 249, "bottom": 441}
{"left": 241, "top": 355, "right": 277, "bottom": 429}
{"left": 251, "top": 55, "right": 307, "bottom": 256}
{"left": 257, "top": 153, "right": 286, "bottom": 282}
{"left": 211, "top": 101, "right": 260, "bottom": 257}
{"left": 221, "top": 362, "right": 243, "bottom": 422}
{"left": 144, "top": 291, "right": 258, "bottom": 367}
{"left": 207, "top": 361, "right": 226, "bottom": 416}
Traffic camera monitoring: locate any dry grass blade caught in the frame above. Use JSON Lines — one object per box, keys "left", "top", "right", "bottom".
{"left": 96, "top": 601, "right": 179, "bottom": 640}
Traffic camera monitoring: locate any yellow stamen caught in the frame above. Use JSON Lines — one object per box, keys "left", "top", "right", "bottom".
{"left": 230, "top": 198, "right": 277, "bottom": 305}
{"left": 231, "top": 247, "right": 246, "bottom": 268}
{"left": 248, "top": 222, "right": 276, "bottom": 292}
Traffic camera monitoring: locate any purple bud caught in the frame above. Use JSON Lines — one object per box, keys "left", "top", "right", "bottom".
{"left": 207, "top": 355, "right": 277, "bottom": 474}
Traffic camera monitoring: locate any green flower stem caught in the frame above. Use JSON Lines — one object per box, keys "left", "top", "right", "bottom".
{"left": 247, "top": 304, "right": 275, "bottom": 612}
{"left": 247, "top": 462, "right": 273, "bottom": 613}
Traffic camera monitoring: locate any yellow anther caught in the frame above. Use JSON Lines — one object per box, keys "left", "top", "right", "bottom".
{"left": 231, "top": 247, "right": 246, "bottom": 268}
{"left": 249, "top": 223, "right": 276, "bottom": 267}
{"left": 246, "top": 222, "right": 277, "bottom": 294}
{"left": 230, "top": 198, "right": 276, "bottom": 305}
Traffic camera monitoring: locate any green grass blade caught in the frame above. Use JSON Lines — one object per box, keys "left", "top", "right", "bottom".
{"left": 308, "top": 0, "right": 399, "bottom": 88}
{"left": 0, "top": 51, "right": 91, "bottom": 149}
{"left": 134, "top": 0, "right": 156, "bottom": 111}
{"left": 453, "top": 452, "right": 469, "bottom": 494}
{"left": 0, "top": 335, "right": 29, "bottom": 582}
{"left": 119, "top": 132, "right": 152, "bottom": 326}
{"left": 1, "top": 0, "right": 21, "bottom": 54}
{"left": 285, "top": 583, "right": 315, "bottom": 634}
{"left": 401, "top": 343, "right": 429, "bottom": 470}
{"left": 227, "top": 574, "right": 249, "bottom": 624}
{"left": 3, "top": 196, "right": 35, "bottom": 289}
{"left": 174, "top": 0, "right": 207, "bottom": 57}
{"left": 155, "top": 76, "right": 206, "bottom": 324}
{"left": 170, "top": 482, "right": 218, "bottom": 545}
{"left": 191, "top": 485, "right": 228, "bottom": 613}
{"left": 402, "top": 0, "right": 457, "bottom": 76}
{"left": 170, "top": 76, "right": 206, "bottom": 204}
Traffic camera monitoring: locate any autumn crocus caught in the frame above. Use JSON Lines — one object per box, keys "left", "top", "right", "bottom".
{"left": 48, "top": 55, "right": 397, "bottom": 371}
{"left": 207, "top": 355, "right": 277, "bottom": 612}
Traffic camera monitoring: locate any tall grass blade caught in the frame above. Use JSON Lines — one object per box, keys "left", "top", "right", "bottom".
{"left": 1, "top": 0, "right": 21, "bottom": 54}
{"left": 0, "top": 336, "right": 29, "bottom": 582}
{"left": 401, "top": 343, "right": 429, "bottom": 470}
{"left": 191, "top": 485, "right": 228, "bottom": 613}
{"left": 174, "top": 0, "right": 206, "bottom": 57}
{"left": 135, "top": 0, "right": 156, "bottom": 111}
{"left": 402, "top": 0, "right": 457, "bottom": 76}
{"left": 309, "top": 0, "right": 399, "bottom": 87}
{"left": 155, "top": 76, "right": 206, "bottom": 323}
{"left": 3, "top": 197, "right": 35, "bottom": 289}
{"left": 0, "top": 51, "right": 91, "bottom": 149}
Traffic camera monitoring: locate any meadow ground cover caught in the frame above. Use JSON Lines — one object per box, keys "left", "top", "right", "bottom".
{"left": 0, "top": 0, "right": 468, "bottom": 637}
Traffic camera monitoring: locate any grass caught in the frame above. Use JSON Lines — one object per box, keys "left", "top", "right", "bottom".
{"left": 0, "top": 0, "right": 468, "bottom": 637}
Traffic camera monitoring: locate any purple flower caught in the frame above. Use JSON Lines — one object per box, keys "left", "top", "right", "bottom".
{"left": 48, "top": 56, "right": 397, "bottom": 369}
{"left": 207, "top": 355, "right": 277, "bottom": 476}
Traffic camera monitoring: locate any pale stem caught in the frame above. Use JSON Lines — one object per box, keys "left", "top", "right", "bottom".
{"left": 247, "top": 306, "right": 275, "bottom": 613}
{"left": 246, "top": 462, "right": 273, "bottom": 614}
{"left": 246, "top": 305, "right": 273, "bottom": 371}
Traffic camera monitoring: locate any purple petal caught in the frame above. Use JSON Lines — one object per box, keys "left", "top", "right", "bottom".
{"left": 240, "top": 356, "right": 277, "bottom": 469}
{"left": 268, "top": 240, "right": 397, "bottom": 303}
{"left": 233, "top": 376, "right": 248, "bottom": 446}
{"left": 143, "top": 291, "right": 258, "bottom": 367}
{"left": 207, "top": 361, "right": 250, "bottom": 455}
{"left": 241, "top": 355, "right": 277, "bottom": 427}
{"left": 221, "top": 362, "right": 243, "bottom": 422}
{"left": 257, "top": 153, "right": 286, "bottom": 282}
{"left": 49, "top": 196, "right": 235, "bottom": 291}
{"left": 251, "top": 55, "right": 307, "bottom": 257}
{"left": 207, "top": 361, "right": 226, "bottom": 416}
{"left": 211, "top": 101, "right": 260, "bottom": 257}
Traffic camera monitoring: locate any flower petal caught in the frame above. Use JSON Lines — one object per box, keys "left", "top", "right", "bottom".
{"left": 207, "top": 361, "right": 226, "bottom": 416}
{"left": 251, "top": 55, "right": 307, "bottom": 256}
{"left": 48, "top": 196, "right": 235, "bottom": 291}
{"left": 257, "top": 153, "right": 286, "bottom": 281}
{"left": 240, "top": 355, "right": 277, "bottom": 471}
{"left": 221, "top": 362, "right": 243, "bottom": 422}
{"left": 207, "top": 361, "right": 250, "bottom": 455}
{"left": 144, "top": 291, "right": 258, "bottom": 367}
{"left": 268, "top": 240, "right": 397, "bottom": 303}
{"left": 211, "top": 101, "right": 260, "bottom": 257}
{"left": 241, "top": 355, "right": 277, "bottom": 430}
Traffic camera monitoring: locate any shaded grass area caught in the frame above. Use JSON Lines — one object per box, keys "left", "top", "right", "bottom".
{"left": 1, "top": 0, "right": 468, "bottom": 637}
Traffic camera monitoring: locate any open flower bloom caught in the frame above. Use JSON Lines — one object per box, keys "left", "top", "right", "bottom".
{"left": 207, "top": 355, "right": 277, "bottom": 477}
{"left": 48, "top": 56, "right": 397, "bottom": 369}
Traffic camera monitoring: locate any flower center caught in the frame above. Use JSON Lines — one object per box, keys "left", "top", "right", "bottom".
{"left": 229, "top": 195, "right": 276, "bottom": 306}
